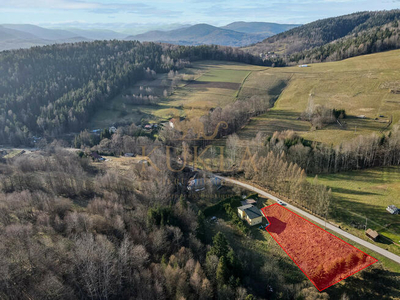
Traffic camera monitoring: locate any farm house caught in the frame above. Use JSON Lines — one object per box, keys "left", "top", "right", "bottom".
{"left": 386, "top": 205, "right": 399, "bottom": 214}
{"left": 237, "top": 204, "right": 263, "bottom": 226}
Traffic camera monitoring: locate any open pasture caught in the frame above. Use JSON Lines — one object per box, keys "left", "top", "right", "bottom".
{"left": 239, "top": 49, "right": 400, "bottom": 144}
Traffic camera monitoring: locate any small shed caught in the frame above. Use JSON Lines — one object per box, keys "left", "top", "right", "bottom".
{"left": 365, "top": 229, "right": 379, "bottom": 241}
{"left": 169, "top": 118, "right": 177, "bottom": 128}
{"left": 240, "top": 199, "right": 257, "bottom": 206}
{"left": 124, "top": 153, "right": 135, "bottom": 157}
{"left": 386, "top": 205, "right": 399, "bottom": 215}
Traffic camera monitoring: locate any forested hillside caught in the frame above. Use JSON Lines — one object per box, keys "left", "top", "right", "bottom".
{"left": 289, "top": 19, "right": 400, "bottom": 63}
{"left": 245, "top": 10, "right": 400, "bottom": 63}
{"left": 0, "top": 41, "right": 276, "bottom": 146}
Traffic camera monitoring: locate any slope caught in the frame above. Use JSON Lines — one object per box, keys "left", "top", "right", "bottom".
{"left": 238, "top": 49, "right": 400, "bottom": 145}
{"left": 221, "top": 21, "right": 300, "bottom": 36}
{"left": 244, "top": 10, "right": 400, "bottom": 58}
{"left": 1, "top": 24, "right": 81, "bottom": 40}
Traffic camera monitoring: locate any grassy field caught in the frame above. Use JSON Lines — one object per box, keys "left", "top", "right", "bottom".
{"left": 88, "top": 61, "right": 267, "bottom": 129}
{"left": 89, "top": 50, "right": 400, "bottom": 144}
{"left": 315, "top": 166, "right": 400, "bottom": 257}
{"left": 238, "top": 49, "right": 400, "bottom": 144}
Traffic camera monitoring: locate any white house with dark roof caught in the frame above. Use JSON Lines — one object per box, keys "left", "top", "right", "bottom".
{"left": 237, "top": 204, "right": 263, "bottom": 226}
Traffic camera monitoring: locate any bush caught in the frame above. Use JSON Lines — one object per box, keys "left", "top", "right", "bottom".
{"left": 203, "top": 196, "right": 241, "bottom": 217}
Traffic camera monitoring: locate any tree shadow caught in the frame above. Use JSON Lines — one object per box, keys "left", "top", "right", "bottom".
{"left": 331, "top": 187, "right": 380, "bottom": 196}
{"left": 267, "top": 217, "right": 287, "bottom": 234}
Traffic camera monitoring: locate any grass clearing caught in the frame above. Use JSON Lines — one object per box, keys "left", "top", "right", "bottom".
{"left": 88, "top": 60, "right": 267, "bottom": 129}
{"left": 3, "top": 150, "right": 24, "bottom": 159}
{"left": 239, "top": 49, "right": 400, "bottom": 144}
{"left": 315, "top": 166, "right": 400, "bottom": 256}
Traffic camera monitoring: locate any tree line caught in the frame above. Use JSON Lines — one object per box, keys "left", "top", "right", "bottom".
{"left": 261, "top": 126, "right": 400, "bottom": 174}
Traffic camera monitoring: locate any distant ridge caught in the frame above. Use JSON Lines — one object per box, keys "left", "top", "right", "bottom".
{"left": 0, "top": 21, "right": 299, "bottom": 51}
{"left": 244, "top": 10, "right": 400, "bottom": 63}
{"left": 221, "top": 21, "right": 299, "bottom": 36}
{"left": 125, "top": 22, "right": 299, "bottom": 47}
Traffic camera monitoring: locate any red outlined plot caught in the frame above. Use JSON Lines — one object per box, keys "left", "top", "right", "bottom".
{"left": 261, "top": 204, "right": 378, "bottom": 291}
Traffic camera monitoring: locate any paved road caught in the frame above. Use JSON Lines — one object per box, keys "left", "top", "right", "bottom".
{"left": 217, "top": 176, "right": 400, "bottom": 264}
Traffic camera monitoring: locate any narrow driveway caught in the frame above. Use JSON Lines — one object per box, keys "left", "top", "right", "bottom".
{"left": 217, "top": 176, "right": 400, "bottom": 264}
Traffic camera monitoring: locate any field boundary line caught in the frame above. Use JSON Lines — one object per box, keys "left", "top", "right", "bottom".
{"left": 236, "top": 71, "right": 252, "bottom": 98}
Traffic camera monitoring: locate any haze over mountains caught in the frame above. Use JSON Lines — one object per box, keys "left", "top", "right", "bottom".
{"left": 126, "top": 22, "right": 299, "bottom": 47}
{"left": 0, "top": 22, "right": 299, "bottom": 51}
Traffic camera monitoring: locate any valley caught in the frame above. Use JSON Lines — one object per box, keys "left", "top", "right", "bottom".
{"left": 2, "top": 7, "right": 400, "bottom": 299}
{"left": 89, "top": 60, "right": 268, "bottom": 129}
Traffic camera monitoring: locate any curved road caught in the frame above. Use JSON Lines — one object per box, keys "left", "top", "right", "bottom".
{"left": 217, "top": 176, "right": 400, "bottom": 264}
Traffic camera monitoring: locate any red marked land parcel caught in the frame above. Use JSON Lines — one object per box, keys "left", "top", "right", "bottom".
{"left": 261, "top": 204, "right": 378, "bottom": 291}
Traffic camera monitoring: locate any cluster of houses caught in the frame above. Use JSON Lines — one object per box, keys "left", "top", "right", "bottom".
{"left": 91, "top": 120, "right": 177, "bottom": 136}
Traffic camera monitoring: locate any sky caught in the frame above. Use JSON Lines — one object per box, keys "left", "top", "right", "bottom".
{"left": 0, "top": 0, "right": 399, "bottom": 28}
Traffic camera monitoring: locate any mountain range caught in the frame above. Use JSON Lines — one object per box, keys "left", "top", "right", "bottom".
{"left": 0, "top": 22, "right": 299, "bottom": 51}
{"left": 125, "top": 22, "right": 299, "bottom": 47}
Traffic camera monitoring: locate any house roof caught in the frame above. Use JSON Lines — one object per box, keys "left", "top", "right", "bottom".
{"left": 238, "top": 205, "right": 262, "bottom": 219}
{"left": 366, "top": 228, "right": 379, "bottom": 239}
{"left": 387, "top": 205, "right": 399, "bottom": 211}
{"left": 241, "top": 199, "right": 257, "bottom": 206}
{"left": 238, "top": 204, "right": 253, "bottom": 211}
{"left": 244, "top": 206, "right": 263, "bottom": 219}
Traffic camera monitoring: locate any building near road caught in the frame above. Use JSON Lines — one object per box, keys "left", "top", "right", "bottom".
{"left": 237, "top": 204, "right": 263, "bottom": 226}
{"left": 240, "top": 198, "right": 257, "bottom": 206}
{"left": 365, "top": 229, "right": 379, "bottom": 241}
{"left": 386, "top": 205, "right": 399, "bottom": 215}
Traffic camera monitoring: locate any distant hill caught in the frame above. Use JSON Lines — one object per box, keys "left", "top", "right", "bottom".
{"left": 0, "top": 25, "right": 50, "bottom": 51}
{"left": 0, "top": 21, "right": 299, "bottom": 51}
{"left": 125, "top": 24, "right": 261, "bottom": 46}
{"left": 221, "top": 21, "right": 299, "bottom": 36}
{"left": 62, "top": 28, "right": 127, "bottom": 40}
{"left": 2, "top": 24, "right": 80, "bottom": 40}
{"left": 0, "top": 25, "right": 39, "bottom": 40}
{"left": 244, "top": 10, "right": 400, "bottom": 63}
{"left": 126, "top": 22, "right": 298, "bottom": 47}
{"left": 0, "top": 25, "right": 130, "bottom": 51}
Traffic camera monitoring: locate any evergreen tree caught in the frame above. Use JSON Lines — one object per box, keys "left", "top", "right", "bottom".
{"left": 216, "top": 256, "right": 228, "bottom": 286}
{"left": 209, "top": 232, "right": 229, "bottom": 258}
